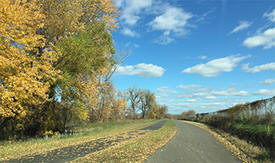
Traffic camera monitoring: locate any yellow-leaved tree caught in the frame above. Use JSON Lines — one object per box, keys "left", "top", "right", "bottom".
{"left": 0, "top": 0, "right": 58, "bottom": 118}
{"left": 112, "top": 97, "right": 127, "bottom": 120}
{"left": 38, "top": 0, "right": 118, "bottom": 44}
{"left": 0, "top": 0, "right": 58, "bottom": 138}
{"left": 0, "top": 0, "right": 120, "bottom": 139}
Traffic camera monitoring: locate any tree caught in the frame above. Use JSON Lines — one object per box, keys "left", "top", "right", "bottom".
{"left": 0, "top": 1, "right": 56, "bottom": 120}
{"left": 127, "top": 87, "right": 142, "bottom": 119}
{"left": 0, "top": 0, "right": 120, "bottom": 139}
{"left": 52, "top": 22, "right": 115, "bottom": 125}
{"left": 111, "top": 97, "right": 127, "bottom": 120}
{"left": 38, "top": 0, "right": 118, "bottom": 44}
{"left": 140, "top": 90, "right": 156, "bottom": 119}
{"left": 158, "top": 105, "right": 168, "bottom": 119}
{"left": 180, "top": 110, "right": 196, "bottom": 120}
{"left": 40, "top": 0, "right": 119, "bottom": 131}
{"left": 0, "top": 0, "right": 59, "bottom": 138}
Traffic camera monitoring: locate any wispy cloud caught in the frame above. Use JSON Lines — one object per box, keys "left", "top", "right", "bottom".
{"left": 153, "top": 35, "right": 174, "bottom": 45}
{"left": 177, "top": 85, "right": 249, "bottom": 97}
{"left": 243, "top": 27, "right": 275, "bottom": 49}
{"left": 116, "top": 63, "right": 165, "bottom": 77}
{"left": 115, "top": 0, "right": 124, "bottom": 8}
{"left": 157, "top": 86, "right": 177, "bottom": 95}
{"left": 185, "top": 99, "right": 197, "bottom": 102}
{"left": 157, "top": 83, "right": 275, "bottom": 113}
{"left": 253, "top": 89, "right": 275, "bottom": 96}
{"left": 149, "top": 6, "right": 193, "bottom": 44}
{"left": 177, "top": 84, "right": 201, "bottom": 89}
{"left": 229, "top": 21, "right": 252, "bottom": 34}
{"left": 212, "top": 88, "right": 249, "bottom": 96}
{"left": 263, "top": 9, "right": 275, "bottom": 23}
{"left": 194, "top": 8, "right": 215, "bottom": 23}
{"left": 263, "top": 78, "right": 275, "bottom": 84}
{"left": 118, "top": 0, "right": 153, "bottom": 26}
{"left": 205, "top": 96, "right": 217, "bottom": 100}
{"left": 156, "top": 85, "right": 256, "bottom": 113}
{"left": 149, "top": 6, "right": 192, "bottom": 35}
{"left": 242, "top": 62, "right": 275, "bottom": 73}
{"left": 121, "top": 27, "right": 139, "bottom": 37}
{"left": 182, "top": 55, "right": 249, "bottom": 77}
{"left": 176, "top": 84, "right": 212, "bottom": 98}
{"left": 198, "top": 56, "right": 207, "bottom": 60}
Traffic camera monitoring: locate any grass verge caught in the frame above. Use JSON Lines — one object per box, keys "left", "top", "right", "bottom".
{"left": 70, "top": 120, "right": 177, "bottom": 163}
{"left": 0, "top": 119, "right": 159, "bottom": 161}
{"left": 182, "top": 120, "right": 272, "bottom": 163}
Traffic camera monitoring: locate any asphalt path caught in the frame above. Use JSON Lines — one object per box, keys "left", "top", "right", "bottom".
{"left": 145, "top": 120, "right": 242, "bottom": 163}
{"left": 5, "top": 120, "right": 166, "bottom": 163}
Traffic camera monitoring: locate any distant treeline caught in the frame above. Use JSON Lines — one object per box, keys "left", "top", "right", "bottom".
{"left": 124, "top": 87, "right": 168, "bottom": 120}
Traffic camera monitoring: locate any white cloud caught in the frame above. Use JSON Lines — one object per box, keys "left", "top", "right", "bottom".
{"left": 149, "top": 6, "right": 192, "bottom": 44}
{"left": 176, "top": 84, "right": 212, "bottom": 98}
{"left": 156, "top": 84, "right": 272, "bottom": 113}
{"left": 198, "top": 56, "right": 207, "bottom": 60}
{"left": 154, "top": 35, "right": 174, "bottom": 45}
{"left": 121, "top": 28, "right": 138, "bottom": 37}
{"left": 116, "top": 63, "right": 165, "bottom": 77}
{"left": 176, "top": 84, "right": 249, "bottom": 99}
{"left": 149, "top": 6, "right": 192, "bottom": 34}
{"left": 115, "top": 0, "right": 124, "bottom": 8}
{"left": 185, "top": 99, "right": 197, "bottom": 102}
{"left": 195, "top": 9, "right": 215, "bottom": 23}
{"left": 205, "top": 96, "right": 217, "bottom": 100}
{"left": 159, "top": 84, "right": 275, "bottom": 114}
{"left": 263, "top": 79, "right": 275, "bottom": 84}
{"left": 242, "top": 62, "right": 275, "bottom": 73}
{"left": 230, "top": 21, "right": 252, "bottom": 34}
{"left": 124, "top": 42, "right": 139, "bottom": 48}
{"left": 182, "top": 55, "right": 249, "bottom": 77}
{"left": 120, "top": 0, "right": 153, "bottom": 26}
{"left": 191, "top": 92, "right": 209, "bottom": 98}
{"left": 253, "top": 89, "right": 275, "bottom": 96}
{"left": 157, "top": 86, "right": 177, "bottom": 94}
{"left": 212, "top": 88, "right": 249, "bottom": 96}
{"left": 177, "top": 84, "right": 201, "bottom": 89}
{"left": 264, "top": 9, "right": 275, "bottom": 22}
{"left": 243, "top": 27, "right": 275, "bottom": 49}
{"left": 156, "top": 86, "right": 178, "bottom": 99}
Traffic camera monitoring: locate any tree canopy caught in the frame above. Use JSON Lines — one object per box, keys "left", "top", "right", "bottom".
{"left": 0, "top": 0, "right": 168, "bottom": 140}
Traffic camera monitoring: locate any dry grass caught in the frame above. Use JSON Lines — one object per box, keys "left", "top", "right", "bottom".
{"left": 70, "top": 120, "right": 177, "bottom": 163}
{"left": 182, "top": 120, "right": 272, "bottom": 163}
{"left": 0, "top": 120, "right": 158, "bottom": 161}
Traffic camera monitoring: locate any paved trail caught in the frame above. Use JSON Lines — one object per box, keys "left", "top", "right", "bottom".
{"left": 145, "top": 120, "right": 241, "bottom": 163}
{"left": 5, "top": 120, "right": 166, "bottom": 163}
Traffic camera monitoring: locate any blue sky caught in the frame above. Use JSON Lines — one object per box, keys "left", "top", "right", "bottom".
{"left": 111, "top": 0, "right": 275, "bottom": 114}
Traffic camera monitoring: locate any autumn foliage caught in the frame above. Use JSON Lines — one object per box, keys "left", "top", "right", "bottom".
{"left": 0, "top": 0, "right": 57, "bottom": 118}
{"left": 0, "top": 0, "right": 167, "bottom": 140}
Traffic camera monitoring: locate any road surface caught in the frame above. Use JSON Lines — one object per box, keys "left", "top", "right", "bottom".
{"left": 145, "top": 120, "right": 241, "bottom": 163}
{"left": 5, "top": 120, "right": 166, "bottom": 163}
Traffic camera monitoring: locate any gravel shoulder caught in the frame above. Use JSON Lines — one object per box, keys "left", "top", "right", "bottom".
{"left": 145, "top": 120, "right": 242, "bottom": 163}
